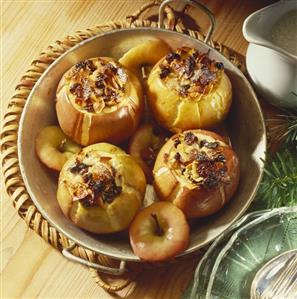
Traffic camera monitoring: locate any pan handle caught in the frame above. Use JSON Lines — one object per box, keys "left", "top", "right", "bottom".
{"left": 158, "top": 0, "right": 216, "bottom": 43}
{"left": 62, "top": 243, "right": 126, "bottom": 276}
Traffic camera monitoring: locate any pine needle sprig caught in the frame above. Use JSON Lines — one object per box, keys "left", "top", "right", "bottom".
{"left": 251, "top": 147, "right": 297, "bottom": 210}
{"left": 266, "top": 109, "right": 297, "bottom": 145}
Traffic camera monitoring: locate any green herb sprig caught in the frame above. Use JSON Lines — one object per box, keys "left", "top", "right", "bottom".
{"left": 266, "top": 108, "right": 297, "bottom": 145}
{"left": 251, "top": 146, "right": 297, "bottom": 210}
{"left": 251, "top": 105, "right": 297, "bottom": 210}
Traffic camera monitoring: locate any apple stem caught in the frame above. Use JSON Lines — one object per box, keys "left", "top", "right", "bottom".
{"left": 58, "top": 139, "right": 67, "bottom": 153}
{"left": 151, "top": 213, "right": 164, "bottom": 236}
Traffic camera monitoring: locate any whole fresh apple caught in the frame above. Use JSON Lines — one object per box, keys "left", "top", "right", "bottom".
{"left": 129, "top": 201, "right": 190, "bottom": 261}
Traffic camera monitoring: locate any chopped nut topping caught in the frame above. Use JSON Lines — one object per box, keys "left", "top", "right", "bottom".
{"left": 68, "top": 155, "right": 122, "bottom": 207}
{"left": 158, "top": 47, "right": 224, "bottom": 99}
{"left": 68, "top": 58, "right": 128, "bottom": 113}
{"left": 168, "top": 131, "right": 229, "bottom": 189}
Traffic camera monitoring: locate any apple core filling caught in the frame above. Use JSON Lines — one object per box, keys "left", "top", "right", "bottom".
{"left": 65, "top": 152, "right": 122, "bottom": 207}
{"left": 166, "top": 132, "right": 231, "bottom": 189}
{"left": 157, "top": 47, "right": 224, "bottom": 100}
{"left": 66, "top": 58, "right": 128, "bottom": 113}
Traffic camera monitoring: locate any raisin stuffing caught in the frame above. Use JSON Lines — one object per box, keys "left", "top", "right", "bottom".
{"left": 197, "top": 158, "right": 228, "bottom": 189}
{"left": 85, "top": 60, "right": 96, "bottom": 72}
{"left": 78, "top": 174, "right": 122, "bottom": 207}
{"left": 70, "top": 59, "right": 126, "bottom": 112}
{"left": 216, "top": 62, "right": 224, "bottom": 70}
{"left": 69, "top": 161, "right": 89, "bottom": 174}
{"left": 184, "top": 132, "right": 198, "bottom": 145}
{"left": 165, "top": 52, "right": 181, "bottom": 63}
{"left": 184, "top": 56, "right": 196, "bottom": 77}
{"left": 169, "top": 131, "right": 229, "bottom": 189}
{"left": 215, "top": 153, "right": 226, "bottom": 162}
{"left": 174, "top": 152, "right": 182, "bottom": 163}
{"left": 69, "top": 83, "right": 83, "bottom": 98}
{"left": 102, "top": 183, "right": 122, "bottom": 203}
{"left": 159, "top": 67, "right": 171, "bottom": 79}
{"left": 75, "top": 61, "right": 87, "bottom": 70}
{"left": 174, "top": 138, "right": 181, "bottom": 148}
{"left": 75, "top": 60, "right": 97, "bottom": 72}
{"left": 80, "top": 195, "right": 97, "bottom": 208}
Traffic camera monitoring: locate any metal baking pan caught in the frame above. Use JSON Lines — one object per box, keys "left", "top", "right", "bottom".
{"left": 18, "top": 0, "right": 266, "bottom": 274}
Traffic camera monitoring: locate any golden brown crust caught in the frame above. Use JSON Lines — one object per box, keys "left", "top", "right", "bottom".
{"left": 56, "top": 57, "right": 143, "bottom": 145}
{"left": 147, "top": 47, "right": 232, "bottom": 132}
{"left": 153, "top": 129, "right": 240, "bottom": 219}
{"left": 57, "top": 143, "right": 146, "bottom": 234}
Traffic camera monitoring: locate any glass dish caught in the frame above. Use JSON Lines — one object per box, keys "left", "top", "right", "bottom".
{"left": 206, "top": 206, "right": 297, "bottom": 299}
{"left": 186, "top": 206, "right": 297, "bottom": 299}
{"left": 188, "top": 210, "right": 267, "bottom": 299}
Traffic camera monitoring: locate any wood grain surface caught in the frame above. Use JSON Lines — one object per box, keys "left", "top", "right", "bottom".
{"left": 1, "top": 1, "right": 276, "bottom": 298}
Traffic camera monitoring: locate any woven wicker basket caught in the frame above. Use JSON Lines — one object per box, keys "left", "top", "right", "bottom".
{"left": 1, "top": 0, "right": 246, "bottom": 293}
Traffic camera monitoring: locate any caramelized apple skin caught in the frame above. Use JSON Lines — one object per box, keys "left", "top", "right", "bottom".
{"left": 153, "top": 129, "right": 240, "bottom": 219}
{"left": 56, "top": 57, "right": 143, "bottom": 146}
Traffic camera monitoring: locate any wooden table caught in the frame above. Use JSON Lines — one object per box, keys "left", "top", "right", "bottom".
{"left": 1, "top": 1, "right": 276, "bottom": 298}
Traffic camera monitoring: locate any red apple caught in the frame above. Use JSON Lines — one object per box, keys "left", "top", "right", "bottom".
{"left": 129, "top": 202, "right": 190, "bottom": 262}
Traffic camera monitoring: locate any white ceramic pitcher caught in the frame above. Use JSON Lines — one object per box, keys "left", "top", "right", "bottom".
{"left": 243, "top": 0, "right": 297, "bottom": 108}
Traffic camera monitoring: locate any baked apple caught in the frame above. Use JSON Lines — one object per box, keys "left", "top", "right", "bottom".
{"left": 129, "top": 202, "right": 190, "bottom": 261}
{"left": 56, "top": 57, "right": 143, "bottom": 145}
{"left": 57, "top": 143, "right": 146, "bottom": 234}
{"left": 153, "top": 130, "right": 240, "bottom": 219}
{"left": 147, "top": 47, "right": 232, "bottom": 132}
{"left": 128, "top": 124, "right": 168, "bottom": 183}
{"left": 35, "top": 126, "right": 81, "bottom": 171}
{"left": 119, "top": 39, "right": 171, "bottom": 80}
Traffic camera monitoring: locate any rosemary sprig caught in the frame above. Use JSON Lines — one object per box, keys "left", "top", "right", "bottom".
{"left": 251, "top": 147, "right": 297, "bottom": 210}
